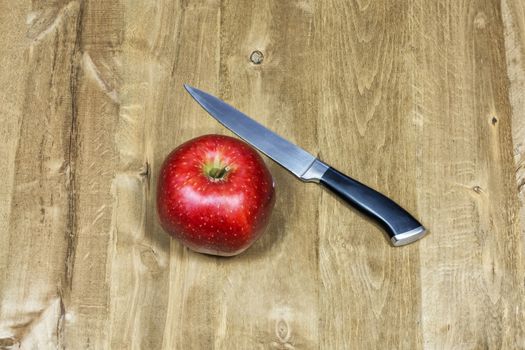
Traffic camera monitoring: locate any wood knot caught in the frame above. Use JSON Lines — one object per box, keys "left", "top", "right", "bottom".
{"left": 517, "top": 178, "right": 525, "bottom": 194}
{"left": 270, "top": 318, "right": 294, "bottom": 349}
{"left": 0, "top": 337, "right": 16, "bottom": 348}
{"left": 139, "top": 162, "right": 150, "bottom": 178}
{"left": 472, "top": 185, "right": 483, "bottom": 194}
{"left": 276, "top": 319, "right": 290, "bottom": 341}
{"left": 140, "top": 247, "right": 161, "bottom": 274}
{"left": 250, "top": 50, "right": 264, "bottom": 64}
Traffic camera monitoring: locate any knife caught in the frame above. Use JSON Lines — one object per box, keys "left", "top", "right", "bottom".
{"left": 184, "top": 84, "right": 426, "bottom": 246}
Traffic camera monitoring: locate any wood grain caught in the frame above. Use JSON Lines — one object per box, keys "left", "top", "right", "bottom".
{"left": 316, "top": 1, "right": 422, "bottom": 349}
{"left": 414, "top": 1, "right": 525, "bottom": 348}
{"left": 502, "top": 0, "right": 525, "bottom": 249}
{"left": 0, "top": 0, "right": 524, "bottom": 349}
{"left": 1, "top": 1, "right": 83, "bottom": 348}
{"left": 214, "top": 1, "right": 320, "bottom": 348}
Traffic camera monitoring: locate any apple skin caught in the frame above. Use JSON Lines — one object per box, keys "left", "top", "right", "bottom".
{"left": 156, "top": 134, "right": 275, "bottom": 256}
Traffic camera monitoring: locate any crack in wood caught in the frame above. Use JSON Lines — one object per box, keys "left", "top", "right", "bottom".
{"left": 63, "top": 0, "right": 84, "bottom": 296}
{"left": 59, "top": 0, "right": 85, "bottom": 347}
{"left": 56, "top": 292, "right": 66, "bottom": 349}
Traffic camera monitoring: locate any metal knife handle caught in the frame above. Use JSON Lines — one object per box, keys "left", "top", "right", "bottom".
{"left": 319, "top": 166, "right": 426, "bottom": 246}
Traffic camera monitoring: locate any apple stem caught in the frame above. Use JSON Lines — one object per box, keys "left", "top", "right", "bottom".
{"left": 208, "top": 167, "right": 228, "bottom": 179}
{"left": 203, "top": 155, "right": 231, "bottom": 181}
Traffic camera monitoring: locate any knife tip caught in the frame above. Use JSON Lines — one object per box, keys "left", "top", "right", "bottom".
{"left": 184, "top": 84, "right": 197, "bottom": 94}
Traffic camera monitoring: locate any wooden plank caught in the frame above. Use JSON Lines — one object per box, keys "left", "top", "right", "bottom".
{"left": 212, "top": 0, "right": 320, "bottom": 348}
{"left": 0, "top": 0, "right": 83, "bottom": 348}
{"left": 502, "top": 0, "right": 525, "bottom": 243}
{"left": 159, "top": 1, "right": 224, "bottom": 349}
{"left": 59, "top": 0, "right": 121, "bottom": 347}
{"left": 316, "top": 1, "right": 423, "bottom": 349}
{"left": 63, "top": 0, "right": 177, "bottom": 348}
{"left": 163, "top": 1, "right": 321, "bottom": 348}
{"left": 413, "top": 1, "right": 525, "bottom": 348}
{"left": 0, "top": 1, "right": 28, "bottom": 323}
{"left": 100, "top": 0, "right": 179, "bottom": 348}
{"left": 0, "top": 0, "right": 28, "bottom": 273}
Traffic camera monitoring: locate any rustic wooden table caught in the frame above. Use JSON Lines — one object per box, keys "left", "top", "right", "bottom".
{"left": 1, "top": 0, "right": 525, "bottom": 349}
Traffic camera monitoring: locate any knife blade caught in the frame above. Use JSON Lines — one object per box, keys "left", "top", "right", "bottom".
{"left": 184, "top": 84, "right": 427, "bottom": 246}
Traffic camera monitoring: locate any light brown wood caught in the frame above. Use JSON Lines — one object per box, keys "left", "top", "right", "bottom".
{"left": 502, "top": 0, "right": 525, "bottom": 248}
{"left": 413, "top": 1, "right": 525, "bottom": 348}
{"left": 1, "top": 0, "right": 524, "bottom": 349}
{"left": 316, "top": 1, "right": 422, "bottom": 349}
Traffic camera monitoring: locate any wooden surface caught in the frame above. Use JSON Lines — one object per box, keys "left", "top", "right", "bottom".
{"left": 1, "top": 0, "right": 524, "bottom": 349}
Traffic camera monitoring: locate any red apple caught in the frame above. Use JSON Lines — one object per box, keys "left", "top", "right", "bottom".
{"left": 156, "top": 134, "right": 275, "bottom": 256}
